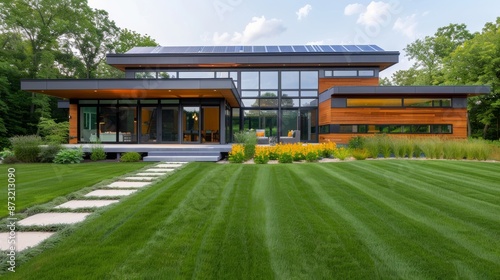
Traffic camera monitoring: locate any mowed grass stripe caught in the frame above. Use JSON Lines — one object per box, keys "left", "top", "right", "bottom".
{"left": 314, "top": 162, "right": 500, "bottom": 276}
{"left": 6, "top": 161, "right": 500, "bottom": 279}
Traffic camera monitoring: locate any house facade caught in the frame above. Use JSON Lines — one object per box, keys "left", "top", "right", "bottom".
{"left": 21, "top": 45, "right": 489, "bottom": 144}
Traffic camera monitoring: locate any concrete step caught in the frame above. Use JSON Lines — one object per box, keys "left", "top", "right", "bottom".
{"left": 143, "top": 155, "right": 221, "bottom": 162}
{"left": 148, "top": 151, "right": 221, "bottom": 156}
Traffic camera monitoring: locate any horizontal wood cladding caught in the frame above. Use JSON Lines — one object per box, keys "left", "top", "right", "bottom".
{"left": 319, "top": 100, "right": 331, "bottom": 125}
{"left": 319, "top": 133, "right": 467, "bottom": 144}
{"left": 319, "top": 77, "right": 379, "bottom": 93}
{"left": 319, "top": 107, "right": 468, "bottom": 143}
{"left": 330, "top": 108, "right": 467, "bottom": 125}
{"left": 69, "top": 104, "right": 78, "bottom": 144}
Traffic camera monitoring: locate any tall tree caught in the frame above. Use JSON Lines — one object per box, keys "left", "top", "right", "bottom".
{"left": 445, "top": 18, "right": 500, "bottom": 139}
{"left": 65, "top": 8, "right": 119, "bottom": 78}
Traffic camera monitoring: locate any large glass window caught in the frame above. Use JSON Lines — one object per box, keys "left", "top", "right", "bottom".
{"left": 161, "top": 107, "right": 179, "bottom": 142}
{"left": 99, "top": 107, "right": 118, "bottom": 142}
{"left": 243, "top": 110, "right": 278, "bottom": 137}
{"left": 178, "top": 72, "right": 214, "bottom": 79}
{"left": 404, "top": 98, "right": 452, "bottom": 107}
{"left": 281, "top": 110, "right": 298, "bottom": 136}
{"left": 182, "top": 106, "right": 200, "bottom": 143}
{"left": 135, "top": 72, "right": 156, "bottom": 79}
{"left": 300, "top": 108, "right": 318, "bottom": 142}
{"left": 332, "top": 124, "right": 452, "bottom": 134}
{"left": 80, "top": 107, "right": 97, "bottom": 142}
{"left": 241, "top": 72, "right": 259, "bottom": 89}
{"left": 260, "top": 71, "right": 278, "bottom": 89}
{"left": 281, "top": 71, "right": 299, "bottom": 89}
{"left": 158, "top": 71, "right": 176, "bottom": 79}
{"left": 118, "top": 107, "right": 137, "bottom": 142}
{"left": 140, "top": 107, "right": 157, "bottom": 143}
{"left": 300, "top": 71, "right": 318, "bottom": 89}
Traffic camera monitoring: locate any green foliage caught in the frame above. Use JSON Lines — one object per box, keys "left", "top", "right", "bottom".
{"left": 305, "top": 151, "right": 319, "bottom": 162}
{"left": 10, "top": 135, "right": 42, "bottom": 163}
{"left": 0, "top": 148, "right": 14, "bottom": 160}
{"left": 90, "top": 143, "right": 107, "bottom": 161}
{"left": 348, "top": 136, "right": 365, "bottom": 150}
{"left": 364, "top": 137, "right": 380, "bottom": 158}
{"left": 253, "top": 148, "right": 269, "bottom": 164}
{"left": 379, "top": 136, "right": 392, "bottom": 158}
{"left": 351, "top": 149, "right": 369, "bottom": 160}
{"left": 54, "top": 147, "right": 84, "bottom": 164}
{"left": 278, "top": 152, "right": 293, "bottom": 163}
{"left": 391, "top": 138, "right": 406, "bottom": 158}
{"left": 2, "top": 154, "right": 19, "bottom": 164}
{"left": 333, "top": 147, "right": 350, "bottom": 160}
{"left": 38, "top": 143, "right": 62, "bottom": 163}
{"left": 233, "top": 130, "right": 257, "bottom": 160}
{"left": 228, "top": 144, "right": 245, "bottom": 163}
{"left": 37, "top": 117, "right": 69, "bottom": 144}
{"left": 120, "top": 152, "right": 142, "bottom": 162}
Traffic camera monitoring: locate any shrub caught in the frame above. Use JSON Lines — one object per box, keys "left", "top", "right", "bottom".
{"left": 233, "top": 130, "right": 257, "bottom": 160}
{"left": 268, "top": 146, "right": 279, "bottom": 160}
{"left": 38, "top": 144, "right": 62, "bottom": 163}
{"left": 2, "top": 154, "right": 20, "bottom": 164}
{"left": 90, "top": 143, "right": 107, "bottom": 161}
{"left": 278, "top": 152, "right": 293, "bottom": 163}
{"left": 465, "top": 139, "right": 491, "bottom": 160}
{"left": 305, "top": 145, "right": 319, "bottom": 162}
{"left": 0, "top": 148, "right": 14, "bottom": 160}
{"left": 120, "top": 152, "right": 142, "bottom": 162}
{"left": 352, "top": 149, "right": 369, "bottom": 160}
{"left": 348, "top": 136, "right": 365, "bottom": 150}
{"left": 37, "top": 117, "right": 69, "bottom": 144}
{"left": 364, "top": 137, "right": 380, "bottom": 158}
{"left": 54, "top": 147, "right": 84, "bottom": 164}
{"left": 229, "top": 144, "right": 245, "bottom": 163}
{"left": 10, "top": 135, "right": 42, "bottom": 163}
{"left": 320, "top": 140, "right": 337, "bottom": 158}
{"left": 254, "top": 146, "right": 269, "bottom": 164}
{"left": 391, "top": 138, "right": 406, "bottom": 158}
{"left": 333, "top": 147, "right": 350, "bottom": 160}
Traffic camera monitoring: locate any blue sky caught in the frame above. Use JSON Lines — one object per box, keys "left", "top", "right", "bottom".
{"left": 88, "top": 0, "right": 500, "bottom": 77}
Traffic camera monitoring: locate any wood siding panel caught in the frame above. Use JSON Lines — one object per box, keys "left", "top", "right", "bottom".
{"left": 319, "top": 108, "right": 468, "bottom": 144}
{"left": 319, "top": 77, "right": 379, "bottom": 93}
{"left": 319, "top": 99, "right": 331, "bottom": 125}
{"left": 69, "top": 104, "right": 78, "bottom": 144}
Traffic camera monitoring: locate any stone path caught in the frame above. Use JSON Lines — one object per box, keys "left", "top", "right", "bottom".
{"left": 0, "top": 162, "right": 187, "bottom": 252}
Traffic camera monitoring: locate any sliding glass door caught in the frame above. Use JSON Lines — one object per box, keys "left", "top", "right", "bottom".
{"left": 182, "top": 106, "right": 200, "bottom": 143}
{"left": 161, "top": 107, "right": 179, "bottom": 142}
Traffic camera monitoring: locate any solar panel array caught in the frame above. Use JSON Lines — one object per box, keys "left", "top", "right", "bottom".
{"left": 126, "top": 45, "right": 385, "bottom": 54}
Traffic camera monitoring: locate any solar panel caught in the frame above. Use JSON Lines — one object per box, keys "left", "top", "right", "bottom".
{"left": 266, "top": 46, "right": 280, "bottom": 52}
{"left": 279, "top": 46, "right": 293, "bottom": 52}
{"left": 292, "top": 45, "right": 308, "bottom": 52}
{"left": 344, "top": 45, "right": 361, "bottom": 52}
{"left": 125, "top": 45, "right": 386, "bottom": 54}
{"left": 253, "top": 46, "right": 266, "bottom": 52}
{"left": 330, "top": 45, "right": 347, "bottom": 52}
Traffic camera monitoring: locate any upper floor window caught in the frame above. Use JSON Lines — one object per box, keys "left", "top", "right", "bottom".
{"left": 324, "top": 69, "right": 376, "bottom": 77}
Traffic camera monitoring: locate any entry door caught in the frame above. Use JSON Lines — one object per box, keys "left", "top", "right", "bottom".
{"left": 161, "top": 107, "right": 179, "bottom": 142}
{"left": 182, "top": 106, "right": 200, "bottom": 143}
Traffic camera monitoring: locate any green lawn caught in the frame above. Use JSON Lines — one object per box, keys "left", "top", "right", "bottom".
{"left": 0, "top": 162, "right": 151, "bottom": 217}
{"left": 6, "top": 160, "right": 500, "bottom": 279}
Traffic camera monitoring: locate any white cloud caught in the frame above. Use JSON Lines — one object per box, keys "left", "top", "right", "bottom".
{"left": 357, "top": 1, "right": 393, "bottom": 26}
{"left": 213, "top": 16, "right": 286, "bottom": 45}
{"left": 393, "top": 14, "right": 418, "bottom": 38}
{"left": 344, "top": 3, "right": 365, "bottom": 16}
{"left": 296, "top": 4, "right": 312, "bottom": 20}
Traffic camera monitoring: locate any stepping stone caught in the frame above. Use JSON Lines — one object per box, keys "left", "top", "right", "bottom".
{"left": 146, "top": 168, "right": 174, "bottom": 172}
{"left": 122, "top": 177, "right": 155, "bottom": 181}
{"left": 54, "top": 200, "right": 119, "bottom": 210}
{"left": 18, "top": 213, "right": 91, "bottom": 226}
{"left": 0, "top": 232, "right": 55, "bottom": 251}
{"left": 136, "top": 172, "right": 166, "bottom": 176}
{"left": 107, "top": 181, "right": 150, "bottom": 188}
{"left": 157, "top": 164, "right": 183, "bottom": 168}
{"left": 85, "top": 189, "right": 137, "bottom": 197}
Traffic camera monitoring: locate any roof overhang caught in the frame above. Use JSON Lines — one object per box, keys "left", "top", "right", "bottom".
{"left": 21, "top": 78, "right": 241, "bottom": 107}
{"left": 319, "top": 85, "right": 490, "bottom": 102}
{"left": 106, "top": 52, "right": 400, "bottom": 71}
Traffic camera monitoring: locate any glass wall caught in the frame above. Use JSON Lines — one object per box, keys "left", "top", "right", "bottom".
{"left": 99, "top": 107, "right": 118, "bottom": 142}
{"left": 182, "top": 106, "right": 200, "bottom": 143}
{"left": 80, "top": 107, "right": 97, "bottom": 142}
{"left": 243, "top": 110, "right": 278, "bottom": 137}
{"left": 161, "top": 107, "right": 179, "bottom": 142}
{"left": 140, "top": 107, "right": 157, "bottom": 143}
{"left": 118, "top": 107, "right": 137, "bottom": 142}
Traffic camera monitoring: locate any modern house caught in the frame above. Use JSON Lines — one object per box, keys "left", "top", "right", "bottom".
{"left": 21, "top": 45, "right": 489, "bottom": 145}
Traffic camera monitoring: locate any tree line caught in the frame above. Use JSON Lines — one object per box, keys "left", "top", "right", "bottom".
{"left": 0, "top": 0, "right": 157, "bottom": 147}
{"left": 381, "top": 19, "right": 500, "bottom": 140}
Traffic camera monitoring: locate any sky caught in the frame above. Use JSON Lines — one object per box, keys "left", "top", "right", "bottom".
{"left": 88, "top": 0, "right": 500, "bottom": 78}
